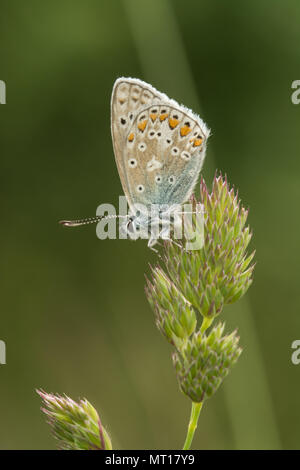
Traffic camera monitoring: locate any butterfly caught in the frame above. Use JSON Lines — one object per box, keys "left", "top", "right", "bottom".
{"left": 60, "top": 78, "right": 210, "bottom": 248}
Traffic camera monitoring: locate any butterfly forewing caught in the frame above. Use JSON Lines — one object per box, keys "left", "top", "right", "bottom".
{"left": 123, "top": 103, "right": 209, "bottom": 208}
{"left": 111, "top": 78, "right": 164, "bottom": 205}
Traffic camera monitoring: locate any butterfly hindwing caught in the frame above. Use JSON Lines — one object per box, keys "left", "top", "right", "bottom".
{"left": 123, "top": 103, "right": 209, "bottom": 207}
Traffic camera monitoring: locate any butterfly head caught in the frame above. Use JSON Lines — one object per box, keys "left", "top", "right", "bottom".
{"left": 121, "top": 203, "right": 182, "bottom": 248}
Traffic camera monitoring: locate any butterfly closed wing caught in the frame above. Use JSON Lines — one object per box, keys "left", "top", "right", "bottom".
{"left": 111, "top": 78, "right": 210, "bottom": 246}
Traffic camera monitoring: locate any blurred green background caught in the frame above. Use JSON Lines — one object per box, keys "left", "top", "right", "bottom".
{"left": 1, "top": 0, "right": 300, "bottom": 449}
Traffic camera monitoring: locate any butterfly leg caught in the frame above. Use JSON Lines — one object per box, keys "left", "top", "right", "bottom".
{"left": 158, "top": 224, "right": 183, "bottom": 249}
{"left": 147, "top": 236, "right": 159, "bottom": 252}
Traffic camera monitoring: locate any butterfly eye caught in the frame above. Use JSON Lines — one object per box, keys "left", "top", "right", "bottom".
{"left": 155, "top": 175, "right": 162, "bottom": 184}
{"left": 126, "top": 220, "right": 133, "bottom": 232}
{"left": 128, "top": 158, "right": 137, "bottom": 168}
{"left": 137, "top": 184, "right": 145, "bottom": 193}
{"left": 168, "top": 176, "right": 175, "bottom": 185}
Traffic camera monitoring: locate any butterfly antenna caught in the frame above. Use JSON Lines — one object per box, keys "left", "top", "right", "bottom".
{"left": 59, "top": 214, "right": 129, "bottom": 227}
{"left": 59, "top": 216, "right": 106, "bottom": 227}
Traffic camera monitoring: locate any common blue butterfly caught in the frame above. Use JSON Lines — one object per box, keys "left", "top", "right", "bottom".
{"left": 60, "top": 78, "right": 210, "bottom": 248}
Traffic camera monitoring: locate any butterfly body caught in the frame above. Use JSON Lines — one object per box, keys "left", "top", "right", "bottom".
{"left": 122, "top": 202, "right": 183, "bottom": 247}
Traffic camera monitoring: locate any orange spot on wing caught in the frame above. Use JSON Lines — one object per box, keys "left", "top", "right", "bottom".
{"left": 180, "top": 125, "right": 192, "bottom": 137}
{"left": 128, "top": 133, "right": 134, "bottom": 142}
{"left": 138, "top": 119, "right": 148, "bottom": 132}
{"left": 169, "top": 118, "right": 179, "bottom": 129}
{"left": 193, "top": 138, "right": 203, "bottom": 147}
{"left": 150, "top": 113, "right": 157, "bottom": 122}
{"left": 159, "top": 113, "right": 168, "bottom": 121}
